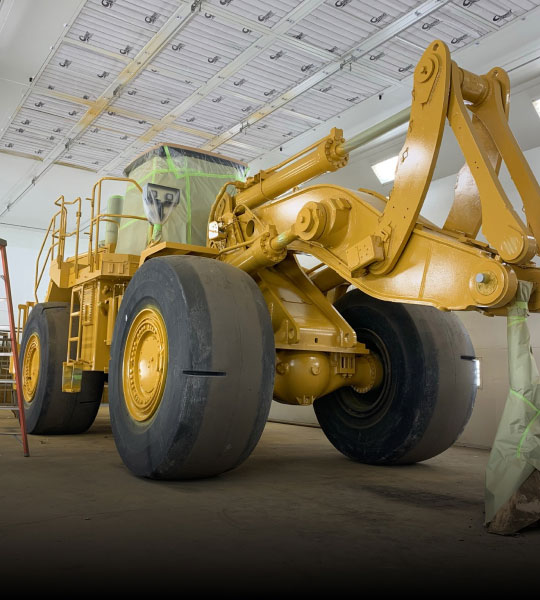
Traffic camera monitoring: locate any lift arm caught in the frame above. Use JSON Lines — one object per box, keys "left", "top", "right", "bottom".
{"left": 210, "top": 40, "right": 540, "bottom": 314}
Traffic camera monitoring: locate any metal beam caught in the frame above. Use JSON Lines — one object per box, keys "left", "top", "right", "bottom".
{"left": 0, "top": 148, "right": 42, "bottom": 162}
{"left": 280, "top": 108, "right": 322, "bottom": 125}
{"left": 62, "top": 37, "right": 132, "bottom": 64}
{"left": 29, "top": 84, "right": 265, "bottom": 154}
{"left": 32, "top": 85, "right": 93, "bottom": 108}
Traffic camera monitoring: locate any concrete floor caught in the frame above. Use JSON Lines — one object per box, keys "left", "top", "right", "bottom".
{"left": 0, "top": 407, "right": 538, "bottom": 593}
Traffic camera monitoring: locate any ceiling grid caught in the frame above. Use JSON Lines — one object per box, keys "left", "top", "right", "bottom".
{"left": 1, "top": 0, "right": 540, "bottom": 214}
{"left": 199, "top": 0, "right": 447, "bottom": 151}
{"left": 0, "top": 0, "right": 199, "bottom": 216}
{"left": 102, "top": 0, "right": 331, "bottom": 173}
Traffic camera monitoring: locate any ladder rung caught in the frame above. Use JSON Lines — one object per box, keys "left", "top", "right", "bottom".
{"left": 0, "top": 406, "right": 19, "bottom": 411}
{"left": 0, "top": 379, "right": 14, "bottom": 384}
{"left": 70, "top": 311, "right": 81, "bottom": 317}
{"left": 68, "top": 337, "right": 79, "bottom": 341}
{"left": 0, "top": 352, "right": 12, "bottom": 356}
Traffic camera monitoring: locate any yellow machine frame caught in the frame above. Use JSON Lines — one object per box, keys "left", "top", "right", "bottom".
{"left": 19, "top": 40, "right": 540, "bottom": 406}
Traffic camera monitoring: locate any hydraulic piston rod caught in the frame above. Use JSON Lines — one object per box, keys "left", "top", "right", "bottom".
{"left": 336, "top": 68, "right": 489, "bottom": 154}
{"left": 235, "top": 111, "right": 412, "bottom": 211}
{"left": 336, "top": 107, "right": 411, "bottom": 155}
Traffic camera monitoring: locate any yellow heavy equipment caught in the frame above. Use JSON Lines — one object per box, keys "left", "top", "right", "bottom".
{"left": 16, "top": 40, "right": 540, "bottom": 479}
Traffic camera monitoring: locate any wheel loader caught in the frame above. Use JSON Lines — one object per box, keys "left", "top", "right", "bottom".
{"left": 15, "top": 40, "right": 540, "bottom": 479}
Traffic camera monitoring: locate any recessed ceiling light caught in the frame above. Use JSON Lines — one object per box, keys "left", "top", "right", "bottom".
{"left": 371, "top": 155, "right": 399, "bottom": 184}
{"left": 533, "top": 98, "right": 540, "bottom": 119}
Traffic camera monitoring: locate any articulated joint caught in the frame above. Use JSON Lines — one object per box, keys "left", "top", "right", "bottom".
{"left": 294, "top": 197, "right": 352, "bottom": 246}
{"left": 457, "top": 67, "right": 489, "bottom": 105}
{"left": 225, "top": 194, "right": 354, "bottom": 274}
{"left": 273, "top": 350, "right": 384, "bottom": 406}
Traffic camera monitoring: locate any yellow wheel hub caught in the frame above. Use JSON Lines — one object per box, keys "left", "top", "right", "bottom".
{"left": 123, "top": 307, "right": 168, "bottom": 422}
{"left": 22, "top": 333, "right": 41, "bottom": 403}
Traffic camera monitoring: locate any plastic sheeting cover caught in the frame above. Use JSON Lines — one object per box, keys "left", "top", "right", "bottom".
{"left": 485, "top": 281, "right": 540, "bottom": 529}
{"left": 115, "top": 145, "right": 247, "bottom": 255}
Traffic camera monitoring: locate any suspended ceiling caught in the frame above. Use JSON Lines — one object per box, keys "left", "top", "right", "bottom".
{"left": 1, "top": 0, "right": 540, "bottom": 180}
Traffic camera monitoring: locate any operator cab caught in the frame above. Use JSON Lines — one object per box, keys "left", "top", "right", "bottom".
{"left": 115, "top": 144, "right": 247, "bottom": 255}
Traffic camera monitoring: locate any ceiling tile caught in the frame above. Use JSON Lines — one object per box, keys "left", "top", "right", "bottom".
{"left": 37, "top": 43, "right": 126, "bottom": 101}
{"left": 149, "top": 12, "right": 261, "bottom": 82}
{"left": 203, "top": 0, "right": 303, "bottom": 27}
{"left": 214, "top": 142, "right": 260, "bottom": 162}
{"left": 111, "top": 69, "right": 197, "bottom": 118}
{"left": 230, "top": 107, "right": 313, "bottom": 149}
{"left": 66, "top": 0, "right": 180, "bottom": 58}
{"left": 451, "top": 0, "right": 540, "bottom": 27}
{"left": 399, "top": 3, "right": 492, "bottom": 49}
{"left": 220, "top": 41, "right": 328, "bottom": 102}
{"left": 176, "top": 91, "right": 263, "bottom": 134}
{"left": 153, "top": 127, "right": 209, "bottom": 148}
{"left": 356, "top": 38, "right": 423, "bottom": 80}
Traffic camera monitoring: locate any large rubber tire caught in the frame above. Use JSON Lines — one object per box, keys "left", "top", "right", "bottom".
{"left": 314, "top": 290, "right": 476, "bottom": 464}
{"left": 108, "top": 255, "right": 275, "bottom": 480}
{"left": 19, "top": 303, "right": 105, "bottom": 434}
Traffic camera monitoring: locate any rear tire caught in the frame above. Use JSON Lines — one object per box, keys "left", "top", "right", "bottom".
{"left": 109, "top": 255, "right": 275, "bottom": 479}
{"left": 314, "top": 290, "right": 476, "bottom": 464}
{"left": 19, "top": 303, "right": 104, "bottom": 434}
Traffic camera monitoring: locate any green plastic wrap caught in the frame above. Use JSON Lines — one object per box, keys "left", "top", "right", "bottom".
{"left": 485, "top": 281, "right": 540, "bottom": 532}
{"left": 115, "top": 144, "right": 247, "bottom": 255}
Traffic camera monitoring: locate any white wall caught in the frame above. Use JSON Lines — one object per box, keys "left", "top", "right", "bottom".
{"left": 0, "top": 225, "right": 46, "bottom": 328}
{"left": 0, "top": 154, "right": 126, "bottom": 328}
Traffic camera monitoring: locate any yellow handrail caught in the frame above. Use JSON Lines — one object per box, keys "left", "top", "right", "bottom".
{"left": 34, "top": 196, "right": 65, "bottom": 302}
{"left": 34, "top": 177, "right": 145, "bottom": 302}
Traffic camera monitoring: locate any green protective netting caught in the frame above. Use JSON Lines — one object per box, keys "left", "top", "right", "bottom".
{"left": 115, "top": 145, "right": 247, "bottom": 255}
{"left": 485, "top": 280, "right": 540, "bottom": 531}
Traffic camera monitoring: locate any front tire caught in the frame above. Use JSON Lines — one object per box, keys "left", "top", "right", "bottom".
{"left": 109, "top": 255, "right": 275, "bottom": 480}
{"left": 314, "top": 290, "right": 476, "bottom": 464}
{"left": 19, "top": 303, "right": 104, "bottom": 434}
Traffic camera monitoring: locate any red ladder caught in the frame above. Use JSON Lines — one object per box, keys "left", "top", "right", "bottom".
{"left": 0, "top": 238, "right": 29, "bottom": 457}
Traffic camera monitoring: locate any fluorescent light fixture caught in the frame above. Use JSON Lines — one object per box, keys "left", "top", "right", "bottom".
{"left": 371, "top": 155, "right": 399, "bottom": 184}
{"left": 533, "top": 98, "right": 540, "bottom": 119}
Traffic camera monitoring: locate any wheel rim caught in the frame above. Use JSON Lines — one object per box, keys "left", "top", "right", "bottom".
{"left": 22, "top": 333, "right": 41, "bottom": 403}
{"left": 123, "top": 307, "right": 168, "bottom": 422}
{"left": 338, "top": 329, "right": 392, "bottom": 426}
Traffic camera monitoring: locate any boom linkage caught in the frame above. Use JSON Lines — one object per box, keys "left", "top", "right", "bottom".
{"left": 209, "top": 40, "right": 540, "bottom": 317}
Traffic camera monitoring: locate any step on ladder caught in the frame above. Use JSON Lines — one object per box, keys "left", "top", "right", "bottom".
{"left": 0, "top": 238, "right": 29, "bottom": 457}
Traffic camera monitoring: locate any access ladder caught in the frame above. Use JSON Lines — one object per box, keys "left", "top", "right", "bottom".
{"left": 0, "top": 238, "right": 29, "bottom": 456}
